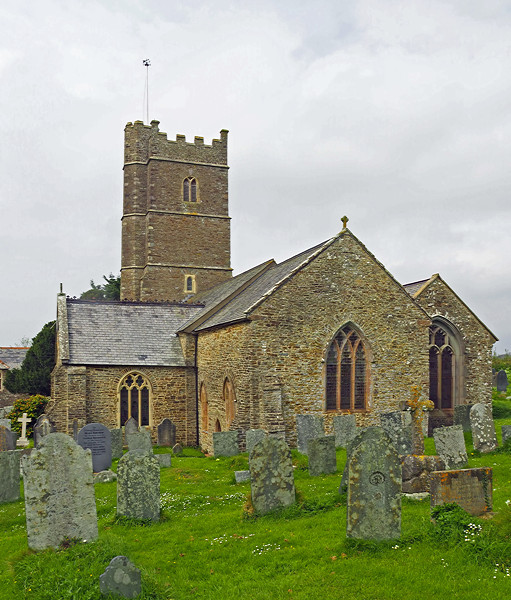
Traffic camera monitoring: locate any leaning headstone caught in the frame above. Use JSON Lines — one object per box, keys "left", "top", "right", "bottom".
{"left": 22, "top": 433, "right": 98, "bottom": 550}
{"left": 172, "top": 443, "right": 183, "bottom": 455}
{"left": 16, "top": 413, "right": 31, "bottom": 448}
{"left": 346, "top": 427, "right": 401, "bottom": 540}
{"left": 296, "top": 414, "right": 324, "bottom": 454}
{"left": 117, "top": 450, "right": 160, "bottom": 521}
{"left": 99, "top": 556, "right": 141, "bottom": 599}
{"left": 430, "top": 467, "right": 493, "bottom": 516}
{"left": 0, "top": 425, "right": 15, "bottom": 451}
{"left": 0, "top": 450, "right": 20, "bottom": 503}
{"left": 380, "top": 411, "right": 413, "bottom": 455}
{"left": 249, "top": 437, "right": 295, "bottom": 514}
{"left": 124, "top": 417, "right": 139, "bottom": 442}
{"left": 110, "top": 428, "right": 123, "bottom": 459}
{"left": 453, "top": 404, "right": 474, "bottom": 432}
{"left": 156, "top": 454, "right": 172, "bottom": 468}
{"left": 33, "top": 415, "right": 56, "bottom": 448}
{"left": 127, "top": 430, "right": 152, "bottom": 453}
{"left": 94, "top": 470, "right": 117, "bottom": 484}
{"left": 77, "top": 423, "right": 112, "bottom": 472}
{"left": 470, "top": 403, "right": 498, "bottom": 453}
{"left": 212, "top": 431, "right": 239, "bottom": 457}
{"left": 157, "top": 418, "right": 176, "bottom": 447}
{"left": 246, "top": 429, "right": 266, "bottom": 455}
{"left": 496, "top": 370, "right": 508, "bottom": 392}
{"left": 308, "top": 436, "right": 337, "bottom": 476}
{"left": 0, "top": 418, "right": 11, "bottom": 430}
{"left": 501, "top": 425, "right": 511, "bottom": 445}
{"left": 433, "top": 425, "right": 468, "bottom": 470}
{"left": 235, "top": 470, "right": 251, "bottom": 483}
{"left": 333, "top": 414, "right": 357, "bottom": 448}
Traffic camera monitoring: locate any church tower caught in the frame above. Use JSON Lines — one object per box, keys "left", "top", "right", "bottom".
{"left": 121, "top": 120, "right": 232, "bottom": 301}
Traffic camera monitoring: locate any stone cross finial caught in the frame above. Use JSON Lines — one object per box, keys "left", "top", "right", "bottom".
{"left": 17, "top": 412, "right": 32, "bottom": 447}
{"left": 341, "top": 215, "right": 349, "bottom": 230}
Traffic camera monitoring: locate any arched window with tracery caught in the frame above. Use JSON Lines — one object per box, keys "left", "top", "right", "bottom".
{"left": 183, "top": 177, "right": 198, "bottom": 202}
{"left": 429, "top": 323, "right": 462, "bottom": 410}
{"left": 200, "top": 383, "right": 208, "bottom": 433}
{"left": 119, "top": 372, "right": 151, "bottom": 427}
{"left": 325, "top": 325, "right": 369, "bottom": 411}
{"left": 223, "top": 378, "right": 237, "bottom": 427}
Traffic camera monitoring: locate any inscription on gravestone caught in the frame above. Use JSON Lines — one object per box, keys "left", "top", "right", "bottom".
{"left": 117, "top": 450, "right": 160, "bottom": 521}
{"left": 430, "top": 468, "right": 493, "bottom": 516}
{"left": 77, "top": 423, "right": 112, "bottom": 472}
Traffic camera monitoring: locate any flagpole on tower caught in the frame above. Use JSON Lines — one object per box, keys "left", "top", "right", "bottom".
{"left": 143, "top": 59, "right": 151, "bottom": 124}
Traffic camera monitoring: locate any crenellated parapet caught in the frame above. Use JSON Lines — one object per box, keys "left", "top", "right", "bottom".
{"left": 124, "top": 120, "right": 228, "bottom": 166}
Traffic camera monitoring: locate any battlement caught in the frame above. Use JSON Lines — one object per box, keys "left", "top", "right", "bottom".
{"left": 124, "top": 120, "right": 228, "bottom": 166}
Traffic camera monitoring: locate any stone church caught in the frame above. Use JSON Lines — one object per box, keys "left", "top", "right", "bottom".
{"left": 48, "top": 119, "right": 497, "bottom": 451}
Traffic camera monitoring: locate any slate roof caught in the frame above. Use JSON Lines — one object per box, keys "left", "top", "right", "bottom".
{"left": 65, "top": 300, "right": 203, "bottom": 366}
{"left": 403, "top": 279, "right": 431, "bottom": 297}
{"left": 0, "top": 347, "right": 29, "bottom": 370}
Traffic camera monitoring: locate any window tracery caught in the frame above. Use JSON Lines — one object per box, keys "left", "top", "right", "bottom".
{"left": 119, "top": 372, "right": 151, "bottom": 427}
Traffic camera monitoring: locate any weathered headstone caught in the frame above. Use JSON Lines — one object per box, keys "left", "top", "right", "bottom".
{"left": 380, "top": 411, "right": 413, "bottom": 455}
{"left": 99, "top": 556, "right": 141, "bottom": 599}
{"left": 401, "top": 454, "right": 445, "bottom": 494}
{"left": 249, "top": 437, "right": 295, "bottom": 514}
{"left": 172, "top": 443, "right": 183, "bottom": 455}
{"left": 117, "top": 450, "right": 160, "bottom": 521}
{"left": 212, "top": 431, "right": 239, "bottom": 457}
{"left": 0, "top": 418, "right": 11, "bottom": 430}
{"left": 235, "top": 470, "right": 251, "bottom": 483}
{"left": 0, "top": 450, "right": 20, "bottom": 503}
{"left": 496, "top": 370, "right": 509, "bottom": 392}
{"left": 77, "top": 423, "right": 112, "bottom": 472}
{"left": 124, "top": 417, "right": 139, "bottom": 442}
{"left": 110, "top": 428, "right": 123, "bottom": 459}
{"left": 0, "top": 406, "right": 13, "bottom": 418}
{"left": 502, "top": 425, "right": 511, "bottom": 445}
{"left": 338, "top": 426, "right": 369, "bottom": 492}
{"left": 433, "top": 425, "right": 468, "bottom": 470}
{"left": 16, "top": 413, "right": 31, "bottom": 447}
{"left": 333, "top": 414, "right": 357, "bottom": 448}
{"left": 430, "top": 468, "right": 493, "bottom": 515}
{"left": 453, "top": 404, "right": 474, "bottom": 432}
{"left": 246, "top": 429, "right": 266, "bottom": 455}
{"left": 127, "top": 430, "right": 152, "bottom": 453}
{"left": 156, "top": 454, "right": 172, "bottom": 468}
{"left": 33, "top": 415, "right": 56, "bottom": 448}
{"left": 470, "top": 403, "right": 498, "bottom": 453}
{"left": 307, "top": 435, "right": 337, "bottom": 476}
{"left": 22, "top": 433, "right": 98, "bottom": 550}
{"left": 296, "top": 414, "right": 324, "bottom": 454}
{"left": 346, "top": 427, "right": 401, "bottom": 540}
{"left": 0, "top": 425, "right": 15, "bottom": 451}
{"left": 94, "top": 470, "right": 117, "bottom": 484}
{"left": 157, "top": 418, "right": 176, "bottom": 447}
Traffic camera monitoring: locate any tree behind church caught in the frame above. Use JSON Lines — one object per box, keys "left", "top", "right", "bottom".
{"left": 4, "top": 321, "right": 56, "bottom": 396}
{"left": 80, "top": 273, "right": 120, "bottom": 300}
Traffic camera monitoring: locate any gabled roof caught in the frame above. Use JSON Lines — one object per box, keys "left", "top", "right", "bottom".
{"left": 403, "top": 279, "right": 431, "bottom": 297}
{"left": 62, "top": 299, "right": 203, "bottom": 366}
{"left": 0, "top": 347, "right": 29, "bottom": 369}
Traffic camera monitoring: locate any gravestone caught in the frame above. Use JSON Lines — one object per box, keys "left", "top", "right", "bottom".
{"left": 172, "top": 443, "right": 183, "bottom": 455}
{"left": 235, "top": 470, "right": 251, "bottom": 483}
{"left": 453, "top": 404, "right": 474, "bottom": 432}
{"left": 380, "top": 411, "right": 413, "bottom": 455}
{"left": 430, "top": 468, "right": 493, "bottom": 515}
{"left": 502, "top": 425, "right": 511, "bottom": 445}
{"left": 0, "top": 406, "right": 13, "bottom": 418}
{"left": 77, "top": 423, "right": 112, "bottom": 472}
{"left": 307, "top": 436, "right": 337, "bottom": 476}
{"left": 346, "top": 427, "right": 401, "bottom": 540}
{"left": 0, "top": 425, "right": 15, "bottom": 451}
{"left": 110, "top": 428, "right": 123, "bottom": 459}
{"left": 212, "top": 431, "right": 239, "bottom": 457}
{"left": 127, "top": 430, "right": 152, "bottom": 453}
{"left": 33, "top": 415, "right": 56, "bottom": 448}
{"left": 338, "top": 426, "right": 369, "bottom": 492}
{"left": 124, "top": 417, "right": 139, "bottom": 442}
{"left": 401, "top": 454, "right": 445, "bottom": 494}
{"left": 249, "top": 437, "right": 295, "bottom": 514}
{"left": 470, "top": 403, "right": 498, "bottom": 453}
{"left": 72, "top": 419, "right": 78, "bottom": 441}
{"left": 296, "top": 415, "right": 324, "bottom": 454}
{"left": 433, "top": 425, "right": 468, "bottom": 470}
{"left": 156, "top": 454, "right": 172, "bottom": 468}
{"left": 22, "top": 433, "right": 98, "bottom": 550}
{"left": 0, "top": 418, "right": 11, "bottom": 430}
{"left": 99, "top": 556, "right": 141, "bottom": 599}
{"left": 496, "top": 370, "right": 508, "bottom": 392}
{"left": 333, "top": 414, "right": 357, "bottom": 448}
{"left": 157, "top": 418, "right": 176, "bottom": 447}
{"left": 117, "top": 450, "right": 160, "bottom": 521}
{"left": 94, "top": 470, "right": 117, "bottom": 484}
{"left": 16, "top": 413, "right": 31, "bottom": 447}
{"left": 0, "top": 450, "right": 20, "bottom": 503}
{"left": 246, "top": 429, "right": 266, "bottom": 455}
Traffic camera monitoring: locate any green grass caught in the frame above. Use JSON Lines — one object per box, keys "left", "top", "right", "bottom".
{"left": 2, "top": 404, "right": 511, "bottom": 600}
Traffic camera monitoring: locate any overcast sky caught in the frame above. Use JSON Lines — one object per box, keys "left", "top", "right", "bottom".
{"left": 1, "top": 0, "right": 510, "bottom": 354}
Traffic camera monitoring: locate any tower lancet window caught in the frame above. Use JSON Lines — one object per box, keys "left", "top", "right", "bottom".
{"left": 183, "top": 177, "right": 198, "bottom": 203}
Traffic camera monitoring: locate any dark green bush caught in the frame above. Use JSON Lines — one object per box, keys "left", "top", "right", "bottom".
{"left": 7, "top": 394, "right": 49, "bottom": 436}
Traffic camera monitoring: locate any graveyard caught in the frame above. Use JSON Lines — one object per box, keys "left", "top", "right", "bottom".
{"left": 0, "top": 389, "right": 511, "bottom": 599}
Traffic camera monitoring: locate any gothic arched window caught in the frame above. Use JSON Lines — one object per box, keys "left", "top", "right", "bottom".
{"left": 119, "top": 372, "right": 151, "bottom": 427}
{"left": 325, "top": 325, "right": 369, "bottom": 411}
{"left": 223, "top": 378, "right": 237, "bottom": 427}
{"left": 429, "top": 323, "right": 461, "bottom": 410}
{"left": 183, "top": 177, "right": 198, "bottom": 203}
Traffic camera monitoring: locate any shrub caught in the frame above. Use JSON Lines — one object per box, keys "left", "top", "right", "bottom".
{"left": 7, "top": 394, "right": 49, "bottom": 436}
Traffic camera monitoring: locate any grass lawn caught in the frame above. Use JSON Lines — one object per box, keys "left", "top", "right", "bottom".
{"left": 2, "top": 393, "right": 511, "bottom": 599}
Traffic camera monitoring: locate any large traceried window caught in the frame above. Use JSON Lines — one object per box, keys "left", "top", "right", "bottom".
{"left": 326, "top": 325, "right": 369, "bottom": 411}
{"left": 223, "top": 378, "right": 237, "bottom": 428}
{"left": 429, "top": 323, "right": 461, "bottom": 410}
{"left": 119, "top": 372, "right": 151, "bottom": 427}
{"left": 183, "top": 177, "right": 198, "bottom": 203}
